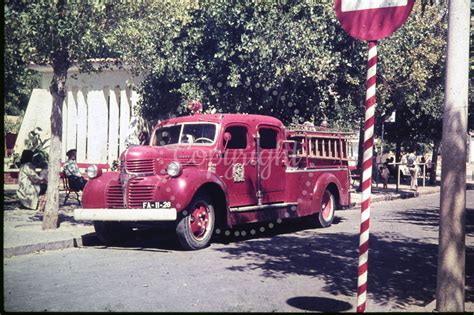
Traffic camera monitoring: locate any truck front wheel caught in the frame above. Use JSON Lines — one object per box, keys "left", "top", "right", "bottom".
{"left": 316, "top": 190, "right": 336, "bottom": 228}
{"left": 94, "top": 221, "right": 132, "bottom": 245}
{"left": 176, "top": 193, "right": 215, "bottom": 250}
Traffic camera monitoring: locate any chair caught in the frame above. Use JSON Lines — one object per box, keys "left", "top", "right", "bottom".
{"left": 61, "top": 171, "right": 81, "bottom": 206}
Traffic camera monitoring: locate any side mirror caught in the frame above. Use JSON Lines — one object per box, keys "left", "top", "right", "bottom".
{"left": 223, "top": 132, "right": 232, "bottom": 150}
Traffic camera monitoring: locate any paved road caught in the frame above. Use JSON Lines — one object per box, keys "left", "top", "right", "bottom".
{"left": 4, "top": 192, "right": 474, "bottom": 312}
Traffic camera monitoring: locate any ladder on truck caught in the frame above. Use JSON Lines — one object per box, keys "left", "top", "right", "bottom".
{"left": 285, "top": 123, "right": 356, "bottom": 168}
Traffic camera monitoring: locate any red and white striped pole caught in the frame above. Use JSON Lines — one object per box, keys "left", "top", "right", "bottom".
{"left": 357, "top": 41, "right": 377, "bottom": 313}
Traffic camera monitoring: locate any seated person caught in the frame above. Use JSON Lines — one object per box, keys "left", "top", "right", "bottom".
{"left": 16, "top": 150, "right": 48, "bottom": 210}
{"left": 64, "top": 149, "right": 88, "bottom": 191}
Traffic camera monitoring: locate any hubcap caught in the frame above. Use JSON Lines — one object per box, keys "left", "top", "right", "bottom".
{"left": 189, "top": 203, "right": 210, "bottom": 239}
{"left": 321, "top": 191, "right": 333, "bottom": 220}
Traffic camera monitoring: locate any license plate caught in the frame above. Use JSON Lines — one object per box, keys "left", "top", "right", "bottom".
{"left": 142, "top": 201, "right": 172, "bottom": 209}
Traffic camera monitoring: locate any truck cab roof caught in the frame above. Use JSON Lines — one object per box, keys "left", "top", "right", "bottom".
{"left": 154, "top": 113, "right": 284, "bottom": 129}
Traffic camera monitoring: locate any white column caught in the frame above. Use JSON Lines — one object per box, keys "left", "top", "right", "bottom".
{"left": 76, "top": 87, "right": 88, "bottom": 162}
{"left": 119, "top": 85, "right": 131, "bottom": 154}
{"left": 86, "top": 88, "right": 108, "bottom": 163}
{"left": 61, "top": 93, "right": 68, "bottom": 162}
{"left": 65, "top": 87, "right": 78, "bottom": 159}
{"left": 14, "top": 89, "right": 53, "bottom": 156}
{"left": 108, "top": 86, "right": 120, "bottom": 164}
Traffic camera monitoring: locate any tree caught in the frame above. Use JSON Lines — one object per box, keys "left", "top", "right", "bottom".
{"left": 4, "top": 1, "right": 40, "bottom": 115}
{"left": 116, "top": 1, "right": 367, "bottom": 130}
{"left": 6, "top": 0, "right": 118, "bottom": 229}
{"left": 375, "top": 3, "right": 447, "bottom": 172}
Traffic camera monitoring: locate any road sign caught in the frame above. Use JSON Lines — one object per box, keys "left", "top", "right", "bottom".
{"left": 334, "top": 0, "right": 415, "bottom": 41}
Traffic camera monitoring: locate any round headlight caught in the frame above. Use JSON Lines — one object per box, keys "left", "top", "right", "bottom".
{"left": 166, "top": 161, "right": 182, "bottom": 177}
{"left": 86, "top": 164, "right": 101, "bottom": 179}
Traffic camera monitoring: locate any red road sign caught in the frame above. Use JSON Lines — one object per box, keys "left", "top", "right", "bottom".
{"left": 335, "top": 0, "right": 415, "bottom": 41}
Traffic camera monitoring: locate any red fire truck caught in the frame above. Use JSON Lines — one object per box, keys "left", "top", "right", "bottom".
{"left": 74, "top": 114, "right": 352, "bottom": 250}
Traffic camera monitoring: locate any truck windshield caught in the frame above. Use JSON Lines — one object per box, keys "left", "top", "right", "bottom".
{"left": 153, "top": 123, "right": 217, "bottom": 146}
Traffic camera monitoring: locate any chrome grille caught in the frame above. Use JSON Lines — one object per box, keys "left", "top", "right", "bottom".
{"left": 128, "top": 178, "right": 155, "bottom": 208}
{"left": 125, "top": 159, "right": 155, "bottom": 174}
{"left": 106, "top": 183, "right": 124, "bottom": 208}
{"left": 105, "top": 178, "right": 155, "bottom": 208}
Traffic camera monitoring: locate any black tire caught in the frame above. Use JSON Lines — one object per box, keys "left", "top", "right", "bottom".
{"left": 316, "top": 190, "right": 336, "bottom": 228}
{"left": 176, "top": 193, "right": 215, "bottom": 250}
{"left": 94, "top": 221, "right": 132, "bottom": 245}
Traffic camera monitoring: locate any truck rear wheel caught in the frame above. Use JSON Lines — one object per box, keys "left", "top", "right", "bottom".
{"left": 317, "top": 190, "right": 336, "bottom": 228}
{"left": 94, "top": 221, "right": 132, "bottom": 245}
{"left": 176, "top": 193, "right": 215, "bottom": 250}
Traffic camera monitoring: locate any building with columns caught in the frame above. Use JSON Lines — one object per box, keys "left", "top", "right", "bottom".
{"left": 14, "top": 61, "right": 143, "bottom": 165}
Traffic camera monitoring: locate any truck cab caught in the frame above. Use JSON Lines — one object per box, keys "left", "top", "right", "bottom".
{"left": 75, "top": 114, "right": 352, "bottom": 250}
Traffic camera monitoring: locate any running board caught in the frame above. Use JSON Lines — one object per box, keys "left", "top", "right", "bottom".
{"left": 230, "top": 202, "right": 298, "bottom": 213}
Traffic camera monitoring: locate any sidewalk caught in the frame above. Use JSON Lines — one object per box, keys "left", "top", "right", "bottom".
{"left": 4, "top": 180, "right": 473, "bottom": 258}
{"left": 3, "top": 186, "right": 95, "bottom": 257}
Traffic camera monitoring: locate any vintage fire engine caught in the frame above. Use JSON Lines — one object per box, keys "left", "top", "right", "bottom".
{"left": 74, "top": 114, "right": 353, "bottom": 250}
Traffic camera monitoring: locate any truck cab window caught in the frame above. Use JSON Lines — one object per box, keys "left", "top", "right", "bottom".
{"left": 224, "top": 126, "right": 248, "bottom": 149}
{"left": 154, "top": 125, "right": 181, "bottom": 146}
{"left": 153, "top": 123, "right": 216, "bottom": 146}
{"left": 259, "top": 128, "right": 278, "bottom": 149}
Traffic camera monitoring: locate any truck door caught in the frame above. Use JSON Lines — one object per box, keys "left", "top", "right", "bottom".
{"left": 218, "top": 124, "right": 258, "bottom": 207}
{"left": 258, "top": 125, "right": 286, "bottom": 203}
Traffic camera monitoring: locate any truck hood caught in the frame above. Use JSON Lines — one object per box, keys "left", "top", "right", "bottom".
{"left": 120, "top": 145, "right": 216, "bottom": 174}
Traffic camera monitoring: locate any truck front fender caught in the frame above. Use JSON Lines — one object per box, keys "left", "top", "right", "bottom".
{"left": 82, "top": 171, "right": 120, "bottom": 208}
{"left": 159, "top": 169, "right": 229, "bottom": 215}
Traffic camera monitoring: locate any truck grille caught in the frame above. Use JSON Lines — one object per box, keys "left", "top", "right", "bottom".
{"left": 128, "top": 178, "right": 155, "bottom": 208}
{"left": 106, "top": 184, "right": 124, "bottom": 208}
{"left": 123, "top": 159, "right": 155, "bottom": 174}
{"left": 105, "top": 178, "right": 155, "bottom": 208}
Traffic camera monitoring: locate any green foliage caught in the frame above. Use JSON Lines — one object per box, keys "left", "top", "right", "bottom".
{"left": 11, "top": 127, "right": 50, "bottom": 168}
{"left": 4, "top": 116, "right": 22, "bottom": 134}
{"left": 4, "top": 1, "right": 41, "bottom": 115}
{"left": 377, "top": 2, "right": 448, "bottom": 147}
{"left": 116, "top": 1, "right": 367, "bottom": 130}
{"left": 25, "top": 127, "right": 50, "bottom": 167}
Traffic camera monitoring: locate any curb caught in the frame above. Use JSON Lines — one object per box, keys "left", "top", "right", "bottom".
{"left": 4, "top": 237, "right": 84, "bottom": 258}
{"left": 3, "top": 233, "right": 99, "bottom": 258}
{"left": 351, "top": 187, "right": 440, "bottom": 208}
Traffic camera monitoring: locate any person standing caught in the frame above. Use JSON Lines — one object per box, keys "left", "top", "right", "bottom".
{"left": 16, "top": 150, "right": 48, "bottom": 210}
{"left": 407, "top": 148, "right": 419, "bottom": 191}
{"left": 381, "top": 162, "right": 390, "bottom": 189}
{"left": 64, "top": 149, "right": 87, "bottom": 191}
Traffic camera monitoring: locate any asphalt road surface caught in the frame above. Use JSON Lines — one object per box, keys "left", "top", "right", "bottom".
{"left": 4, "top": 191, "right": 474, "bottom": 312}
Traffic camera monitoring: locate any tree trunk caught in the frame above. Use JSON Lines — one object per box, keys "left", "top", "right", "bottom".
{"left": 42, "top": 59, "right": 68, "bottom": 230}
{"left": 436, "top": 0, "right": 469, "bottom": 311}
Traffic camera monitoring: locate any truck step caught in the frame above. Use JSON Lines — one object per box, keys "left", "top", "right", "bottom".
{"left": 230, "top": 202, "right": 298, "bottom": 213}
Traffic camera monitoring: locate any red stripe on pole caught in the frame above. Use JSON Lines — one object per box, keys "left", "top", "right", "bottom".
{"left": 357, "top": 304, "right": 366, "bottom": 313}
{"left": 361, "top": 199, "right": 371, "bottom": 210}
{"left": 367, "top": 57, "right": 377, "bottom": 68}
{"left": 357, "top": 281, "right": 368, "bottom": 295}
{"left": 367, "top": 76, "right": 377, "bottom": 88}
{"left": 362, "top": 180, "right": 371, "bottom": 192}
{"left": 360, "top": 221, "right": 370, "bottom": 234}
{"left": 357, "top": 41, "right": 377, "bottom": 313}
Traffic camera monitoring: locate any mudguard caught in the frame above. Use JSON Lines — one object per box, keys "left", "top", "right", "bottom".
{"left": 310, "top": 172, "right": 343, "bottom": 214}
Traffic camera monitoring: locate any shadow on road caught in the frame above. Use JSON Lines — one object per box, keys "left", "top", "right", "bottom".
{"left": 75, "top": 207, "right": 473, "bottom": 309}
{"left": 286, "top": 296, "right": 352, "bottom": 312}
{"left": 214, "top": 230, "right": 440, "bottom": 309}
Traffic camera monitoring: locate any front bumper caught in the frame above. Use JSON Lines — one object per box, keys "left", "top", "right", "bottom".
{"left": 74, "top": 208, "right": 177, "bottom": 221}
